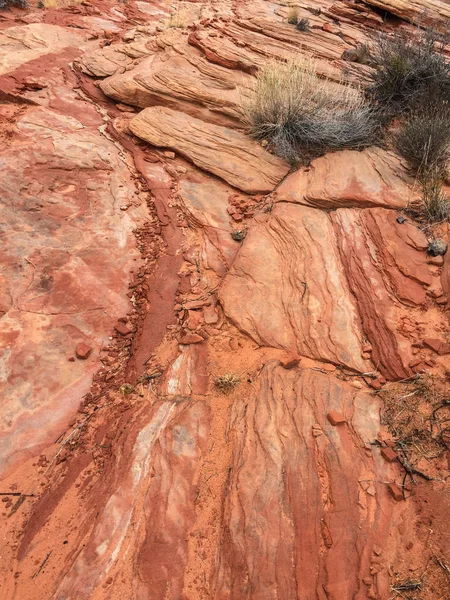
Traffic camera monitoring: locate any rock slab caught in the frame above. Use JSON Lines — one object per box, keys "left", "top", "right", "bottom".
{"left": 129, "top": 106, "right": 289, "bottom": 193}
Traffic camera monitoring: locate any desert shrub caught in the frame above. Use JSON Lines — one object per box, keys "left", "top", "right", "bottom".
{"left": 242, "top": 58, "right": 380, "bottom": 164}
{"left": 214, "top": 374, "right": 241, "bottom": 393}
{"left": 421, "top": 168, "right": 450, "bottom": 222}
{"left": 367, "top": 28, "right": 450, "bottom": 113}
{"left": 342, "top": 43, "right": 374, "bottom": 66}
{"left": 296, "top": 18, "right": 310, "bottom": 32}
{"left": 395, "top": 105, "right": 450, "bottom": 177}
{"left": 287, "top": 6, "right": 299, "bottom": 25}
{"left": 0, "top": 0, "right": 27, "bottom": 8}
{"left": 167, "top": 7, "right": 189, "bottom": 28}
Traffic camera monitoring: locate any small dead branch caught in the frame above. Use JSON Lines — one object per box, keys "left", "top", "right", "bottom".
{"left": 433, "top": 556, "right": 450, "bottom": 581}
{"left": 391, "top": 579, "right": 422, "bottom": 592}
{"left": 214, "top": 374, "right": 241, "bottom": 393}
{"left": 0, "top": 492, "right": 35, "bottom": 497}
{"left": 32, "top": 551, "right": 52, "bottom": 579}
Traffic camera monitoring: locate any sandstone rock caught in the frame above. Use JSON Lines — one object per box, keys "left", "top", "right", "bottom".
{"left": 387, "top": 483, "right": 404, "bottom": 502}
{"left": 332, "top": 207, "right": 438, "bottom": 380}
{"left": 0, "top": 24, "right": 84, "bottom": 76}
{"left": 216, "top": 363, "right": 406, "bottom": 598}
{"left": 381, "top": 447, "right": 398, "bottom": 463}
{"left": 361, "top": 0, "right": 450, "bottom": 28}
{"left": 129, "top": 106, "right": 289, "bottom": 193}
{"left": 79, "top": 39, "right": 151, "bottom": 77}
{"left": 276, "top": 148, "right": 418, "bottom": 210}
{"left": 0, "top": 105, "right": 141, "bottom": 473}
{"left": 327, "top": 410, "right": 346, "bottom": 426}
{"left": 75, "top": 343, "right": 93, "bottom": 360}
{"left": 100, "top": 42, "right": 254, "bottom": 128}
{"left": 179, "top": 332, "right": 204, "bottom": 344}
{"left": 220, "top": 203, "right": 371, "bottom": 372}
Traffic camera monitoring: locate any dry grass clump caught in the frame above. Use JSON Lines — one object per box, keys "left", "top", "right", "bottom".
{"left": 0, "top": 0, "right": 27, "bottom": 8}
{"left": 367, "top": 28, "right": 450, "bottom": 114}
{"left": 287, "top": 6, "right": 299, "bottom": 24}
{"left": 368, "top": 27, "right": 450, "bottom": 223}
{"left": 167, "top": 6, "right": 190, "bottom": 28}
{"left": 395, "top": 105, "right": 450, "bottom": 222}
{"left": 214, "top": 374, "right": 241, "bottom": 393}
{"left": 421, "top": 169, "right": 450, "bottom": 223}
{"left": 242, "top": 58, "right": 379, "bottom": 164}
{"left": 395, "top": 107, "right": 450, "bottom": 177}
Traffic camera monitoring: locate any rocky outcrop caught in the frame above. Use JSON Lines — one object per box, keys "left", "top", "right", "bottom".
{"left": 276, "top": 147, "right": 418, "bottom": 209}
{"left": 100, "top": 36, "right": 254, "bottom": 127}
{"left": 1, "top": 1, "right": 450, "bottom": 599}
{"left": 332, "top": 208, "right": 439, "bottom": 379}
{"left": 0, "top": 104, "right": 146, "bottom": 473}
{"left": 361, "top": 0, "right": 450, "bottom": 27}
{"left": 0, "top": 24, "right": 84, "bottom": 76}
{"left": 216, "top": 362, "right": 410, "bottom": 600}
{"left": 220, "top": 203, "right": 371, "bottom": 372}
{"left": 129, "top": 106, "right": 289, "bottom": 193}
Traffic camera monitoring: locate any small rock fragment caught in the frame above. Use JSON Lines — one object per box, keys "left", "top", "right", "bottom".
{"left": 387, "top": 483, "right": 404, "bottom": 501}
{"left": 428, "top": 255, "right": 444, "bottom": 266}
{"left": 114, "top": 322, "right": 131, "bottom": 336}
{"left": 396, "top": 215, "right": 407, "bottom": 224}
{"left": 327, "top": 410, "right": 346, "bottom": 426}
{"left": 231, "top": 230, "right": 247, "bottom": 242}
{"left": 280, "top": 355, "right": 301, "bottom": 370}
{"left": 351, "top": 380, "right": 363, "bottom": 389}
{"left": 163, "top": 150, "right": 175, "bottom": 159}
{"left": 75, "top": 343, "right": 92, "bottom": 360}
{"left": 423, "top": 337, "right": 450, "bottom": 355}
{"left": 364, "top": 377, "right": 382, "bottom": 390}
{"left": 179, "top": 333, "right": 204, "bottom": 344}
{"left": 428, "top": 239, "right": 447, "bottom": 256}
{"left": 381, "top": 447, "right": 398, "bottom": 463}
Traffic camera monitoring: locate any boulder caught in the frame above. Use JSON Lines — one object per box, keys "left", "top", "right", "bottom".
{"left": 129, "top": 106, "right": 289, "bottom": 193}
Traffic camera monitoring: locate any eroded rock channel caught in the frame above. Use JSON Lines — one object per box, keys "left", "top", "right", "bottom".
{"left": 0, "top": 1, "right": 449, "bottom": 599}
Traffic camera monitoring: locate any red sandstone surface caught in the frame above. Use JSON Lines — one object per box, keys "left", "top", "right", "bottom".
{"left": 0, "top": 0, "right": 449, "bottom": 599}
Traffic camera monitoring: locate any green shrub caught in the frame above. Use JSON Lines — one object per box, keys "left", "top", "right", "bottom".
{"left": 395, "top": 106, "right": 450, "bottom": 177}
{"left": 367, "top": 28, "right": 450, "bottom": 113}
{"left": 242, "top": 58, "right": 380, "bottom": 164}
{"left": 0, "top": 0, "right": 28, "bottom": 7}
{"left": 421, "top": 169, "right": 450, "bottom": 223}
{"left": 296, "top": 18, "right": 310, "bottom": 32}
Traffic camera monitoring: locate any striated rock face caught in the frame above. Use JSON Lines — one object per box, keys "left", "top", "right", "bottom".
{"left": 216, "top": 362, "right": 407, "bottom": 600}
{"left": 1, "top": 0, "right": 450, "bottom": 599}
{"left": 361, "top": 0, "right": 450, "bottom": 27}
{"left": 276, "top": 147, "right": 418, "bottom": 210}
{"left": 129, "top": 106, "right": 289, "bottom": 193}
{"left": 99, "top": 37, "right": 254, "bottom": 127}
{"left": 332, "top": 208, "right": 439, "bottom": 380}
{"left": 0, "top": 24, "right": 84, "bottom": 76}
{"left": 220, "top": 203, "right": 371, "bottom": 372}
{"left": 0, "top": 104, "right": 146, "bottom": 473}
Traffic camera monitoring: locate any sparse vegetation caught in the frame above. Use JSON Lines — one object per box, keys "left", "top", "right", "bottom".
{"left": 167, "top": 6, "right": 189, "bottom": 28}
{"left": 395, "top": 106, "right": 450, "bottom": 177}
{"left": 242, "top": 58, "right": 380, "bottom": 164}
{"left": 421, "top": 169, "right": 450, "bottom": 222}
{"left": 214, "top": 373, "right": 241, "bottom": 393}
{"left": 287, "top": 6, "right": 299, "bottom": 25}
{"left": 296, "top": 18, "right": 310, "bottom": 32}
{"left": 0, "top": 0, "right": 28, "bottom": 8}
{"left": 342, "top": 43, "right": 374, "bottom": 66}
{"left": 367, "top": 28, "right": 450, "bottom": 114}
{"left": 367, "top": 26, "right": 450, "bottom": 222}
